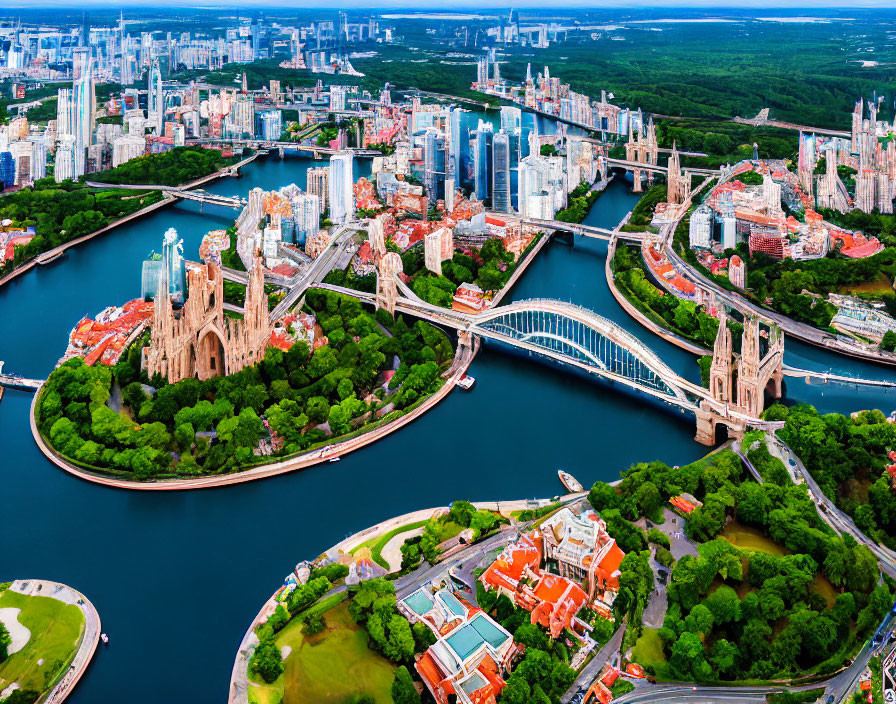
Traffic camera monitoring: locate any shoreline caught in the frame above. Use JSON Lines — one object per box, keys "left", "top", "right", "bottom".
{"left": 227, "top": 489, "right": 591, "bottom": 704}
{"left": 30, "top": 336, "right": 477, "bottom": 491}
{"left": 0, "top": 150, "right": 263, "bottom": 292}
{"left": 2, "top": 579, "right": 101, "bottom": 704}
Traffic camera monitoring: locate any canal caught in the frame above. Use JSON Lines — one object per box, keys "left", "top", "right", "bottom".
{"left": 0, "top": 148, "right": 894, "bottom": 703}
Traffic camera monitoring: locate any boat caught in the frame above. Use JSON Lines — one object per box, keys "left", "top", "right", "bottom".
{"left": 328, "top": 456, "right": 341, "bottom": 463}
{"left": 101, "top": 633, "right": 109, "bottom": 645}
{"left": 457, "top": 375, "right": 476, "bottom": 390}
{"left": 558, "top": 470, "right": 584, "bottom": 493}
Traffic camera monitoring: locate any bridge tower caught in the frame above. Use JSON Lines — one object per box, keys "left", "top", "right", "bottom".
{"left": 736, "top": 316, "right": 784, "bottom": 417}
{"left": 375, "top": 252, "right": 403, "bottom": 317}
{"left": 709, "top": 311, "right": 733, "bottom": 403}
{"left": 632, "top": 168, "right": 643, "bottom": 193}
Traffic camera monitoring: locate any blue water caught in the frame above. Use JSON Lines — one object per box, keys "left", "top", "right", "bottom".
{"left": 0, "top": 149, "right": 893, "bottom": 704}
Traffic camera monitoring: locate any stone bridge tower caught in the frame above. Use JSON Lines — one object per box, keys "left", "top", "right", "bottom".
{"left": 375, "top": 252, "right": 403, "bottom": 318}
{"left": 695, "top": 311, "right": 785, "bottom": 445}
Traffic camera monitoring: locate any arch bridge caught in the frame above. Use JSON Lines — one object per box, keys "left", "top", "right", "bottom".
{"left": 316, "top": 282, "right": 784, "bottom": 443}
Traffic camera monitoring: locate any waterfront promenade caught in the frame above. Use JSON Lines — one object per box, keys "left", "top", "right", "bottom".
{"left": 5, "top": 579, "right": 101, "bottom": 704}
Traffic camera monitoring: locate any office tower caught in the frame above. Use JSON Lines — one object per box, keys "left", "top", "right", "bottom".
{"left": 328, "top": 152, "right": 354, "bottom": 224}
{"left": 689, "top": 206, "right": 712, "bottom": 249}
{"left": 423, "top": 130, "right": 447, "bottom": 205}
{"left": 477, "top": 57, "right": 488, "bottom": 86}
{"left": 722, "top": 215, "right": 737, "bottom": 251}
{"left": 307, "top": 166, "right": 329, "bottom": 212}
{"left": 492, "top": 131, "right": 513, "bottom": 212}
{"left": 72, "top": 47, "right": 96, "bottom": 147}
{"left": 54, "top": 135, "right": 76, "bottom": 182}
{"left": 56, "top": 88, "right": 75, "bottom": 137}
{"left": 256, "top": 110, "right": 282, "bottom": 141}
{"left": 518, "top": 154, "right": 565, "bottom": 220}
{"left": 329, "top": 85, "right": 346, "bottom": 112}
{"left": 27, "top": 136, "right": 47, "bottom": 180}
{"left": 500, "top": 106, "right": 521, "bottom": 132}
{"left": 0, "top": 151, "right": 14, "bottom": 189}
{"left": 567, "top": 137, "right": 595, "bottom": 192}
{"left": 291, "top": 192, "right": 320, "bottom": 248}
{"left": 147, "top": 58, "right": 164, "bottom": 135}
{"left": 472, "top": 121, "right": 493, "bottom": 203}
{"left": 112, "top": 134, "right": 147, "bottom": 167}
{"left": 762, "top": 173, "right": 782, "bottom": 216}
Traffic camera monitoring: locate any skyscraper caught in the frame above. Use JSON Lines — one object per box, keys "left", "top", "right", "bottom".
{"left": 328, "top": 152, "right": 354, "bottom": 224}
{"left": 492, "top": 131, "right": 512, "bottom": 213}
{"left": 307, "top": 166, "right": 329, "bottom": 212}
{"left": 472, "top": 121, "right": 493, "bottom": 203}
{"left": 423, "top": 129, "right": 447, "bottom": 205}
{"left": 147, "top": 58, "right": 164, "bottom": 135}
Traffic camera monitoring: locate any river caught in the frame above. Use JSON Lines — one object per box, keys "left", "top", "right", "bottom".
{"left": 1, "top": 143, "right": 895, "bottom": 703}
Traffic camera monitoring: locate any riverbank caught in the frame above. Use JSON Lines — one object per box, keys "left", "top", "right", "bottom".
{"left": 227, "top": 489, "right": 588, "bottom": 704}
{"left": 0, "top": 150, "right": 262, "bottom": 292}
{"left": 30, "top": 333, "right": 478, "bottom": 491}
{"left": 0, "top": 579, "right": 101, "bottom": 704}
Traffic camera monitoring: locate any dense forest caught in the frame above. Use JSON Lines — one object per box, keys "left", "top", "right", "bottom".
{"left": 89, "top": 145, "right": 236, "bottom": 187}
{"left": 589, "top": 448, "right": 893, "bottom": 683}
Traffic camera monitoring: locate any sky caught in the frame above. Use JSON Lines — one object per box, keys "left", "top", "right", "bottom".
{"left": 6, "top": 0, "right": 896, "bottom": 7}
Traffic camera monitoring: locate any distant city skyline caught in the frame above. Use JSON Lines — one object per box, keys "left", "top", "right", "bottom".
{"left": 3, "top": 0, "right": 896, "bottom": 9}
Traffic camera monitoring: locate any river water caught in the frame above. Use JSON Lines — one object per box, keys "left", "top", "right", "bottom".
{"left": 1, "top": 142, "right": 895, "bottom": 703}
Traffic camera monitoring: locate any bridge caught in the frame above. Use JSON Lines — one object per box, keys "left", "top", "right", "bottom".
{"left": 316, "top": 269, "right": 785, "bottom": 444}
{"left": 511, "top": 215, "right": 647, "bottom": 242}
{"left": 605, "top": 158, "right": 720, "bottom": 177}
{"left": 0, "top": 363, "right": 43, "bottom": 392}
{"left": 84, "top": 181, "right": 245, "bottom": 209}
{"left": 184, "top": 138, "right": 383, "bottom": 158}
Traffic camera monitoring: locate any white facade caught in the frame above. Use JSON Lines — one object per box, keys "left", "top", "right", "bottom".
{"left": 689, "top": 206, "right": 712, "bottom": 249}
{"left": 328, "top": 152, "right": 354, "bottom": 224}
{"left": 112, "top": 134, "right": 147, "bottom": 167}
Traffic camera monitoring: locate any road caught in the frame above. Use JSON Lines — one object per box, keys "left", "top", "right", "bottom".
{"left": 560, "top": 624, "right": 627, "bottom": 703}
{"left": 269, "top": 224, "right": 359, "bottom": 320}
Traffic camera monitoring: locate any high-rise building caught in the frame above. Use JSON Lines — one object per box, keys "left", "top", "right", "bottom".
{"left": 424, "top": 227, "right": 453, "bottom": 275}
{"left": 147, "top": 59, "right": 164, "bottom": 135}
{"left": 472, "top": 121, "right": 493, "bottom": 203}
{"left": 689, "top": 206, "right": 712, "bottom": 249}
{"left": 54, "top": 135, "right": 77, "bottom": 183}
{"left": 423, "top": 129, "right": 447, "bottom": 205}
{"left": 112, "top": 134, "right": 147, "bottom": 167}
{"left": 492, "top": 130, "right": 513, "bottom": 213}
{"left": 518, "top": 154, "right": 565, "bottom": 220}
{"left": 0, "top": 151, "right": 15, "bottom": 189}
{"left": 328, "top": 152, "right": 354, "bottom": 224}
{"left": 307, "top": 166, "right": 329, "bottom": 213}
{"left": 329, "top": 85, "right": 347, "bottom": 112}
{"left": 722, "top": 215, "right": 737, "bottom": 251}
{"left": 291, "top": 192, "right": 320, "bottom": 248}
{"left": 256, "top": 109, "right": 282, "bottom": 141}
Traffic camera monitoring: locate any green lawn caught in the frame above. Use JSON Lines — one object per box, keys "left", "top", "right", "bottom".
{"left": 631, "top": 628, "right": 673, "bottom": 681}
{"left": 249, "top": 601, "right": 395, "bottom": 704}
{"left": 349, "top": 519, "right": 430, "bottom": 570}
{"left": 0, "top": 588, "right": 85, "bottom": 694}
{"left": 720, "top": 523, "right": 790, "bottom": 556}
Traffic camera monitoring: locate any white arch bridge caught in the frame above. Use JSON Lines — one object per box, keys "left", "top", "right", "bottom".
{"left": 315, "top": 286, "right": 784, "bottom": 439}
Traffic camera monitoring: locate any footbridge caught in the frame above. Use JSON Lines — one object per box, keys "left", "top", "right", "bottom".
{"left": 606, "top": 158, "right": 721, "bottom": 177}
{"left": 314, "top": 283, "right": 784, "bottom": 442}
{"left": 513, "top": 216, "right": 647, "bottom": 242}
{"left": 184, "top": 139, "right": 382, "bottom": 158}
{"left": 0, "top": 362, "right": 43, "bottom": 392}
{"left": 84, "top": 181, "right": 245, "bottom": 209}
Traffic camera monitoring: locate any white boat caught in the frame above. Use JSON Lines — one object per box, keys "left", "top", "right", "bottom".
{"left": 328, "top": 456, "right": 341, "bottom": 463}
{"left": 457, "top": 375, "right": 476, "bottom": 390}
{"left": 558, "top": 470, "right": 584, "bottom": 493}
{"left": 101, "top": 633, "right": 109, "bottom": 645}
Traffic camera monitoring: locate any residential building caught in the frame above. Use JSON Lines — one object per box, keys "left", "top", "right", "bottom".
{"left": 328, "top": 152, "right": 354, "bottom": 224}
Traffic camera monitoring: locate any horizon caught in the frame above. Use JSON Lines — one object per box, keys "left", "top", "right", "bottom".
{"left": 4, "top": 1, "right": 896, "bottom": 9}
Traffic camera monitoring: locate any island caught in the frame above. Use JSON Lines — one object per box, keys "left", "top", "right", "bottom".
{"left": 0, "top": 580, "right": 101, "bottom": 704}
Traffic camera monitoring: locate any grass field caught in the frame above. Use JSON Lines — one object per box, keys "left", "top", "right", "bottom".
{"left": 631, "top": 628, "right": 673, "bottom": 680}
{"left": 248, "top": 601, "right": 395, "bottom": 704}
{"left": 349, "top": 519, "right": 430, "bottom": 570}
{"left": 720, "top": 523, "right": 790, "bottom": 556}
{"left": 0, "top": 589, "right": 85, "bottom": 695}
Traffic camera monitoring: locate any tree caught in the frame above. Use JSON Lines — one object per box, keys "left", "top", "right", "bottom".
{"left": 328, "top": 404, "right": 350, "bottom": 436}
{"left": 306, "top": 396, "right": 330, "bottom": 424}
{"left": 249, "top": 636, "right": 283, "bottom": 684}
{"left": 384, "top": 614, "right": 415, "bottom": 663}
{"left": 391, "top": 666, "right": 421, "bottom": 704}
{"left": 0, "top": 622, "right": 10, "bottom": 662}
{"left": 881, "top": 329, "right": 896, "bottom": 352}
